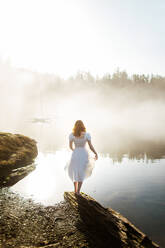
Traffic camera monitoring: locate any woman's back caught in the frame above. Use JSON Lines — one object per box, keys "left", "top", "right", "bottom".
{"left": 69, "top": 132, "right": 91, "bottom": 148}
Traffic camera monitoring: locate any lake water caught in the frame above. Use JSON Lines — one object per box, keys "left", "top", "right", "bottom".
{"left": 11, "top": 149, "right": 165, "bottom": 247}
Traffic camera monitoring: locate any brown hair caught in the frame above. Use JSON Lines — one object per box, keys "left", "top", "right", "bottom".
{"left": 72, "top": 120, "right": 86, "bottom": 137}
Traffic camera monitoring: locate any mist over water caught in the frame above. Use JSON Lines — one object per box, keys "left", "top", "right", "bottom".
{"left": 1, "top": 61, "right": 165, "bottom": 160}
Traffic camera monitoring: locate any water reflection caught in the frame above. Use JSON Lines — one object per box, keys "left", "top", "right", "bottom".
{"left": 11, "top": 150, "right": 165, "bottom": 206}
{"left": 97, "top": 129, "right": 165, "bottom": 162}
{"left": 11, "top": 150, "right": 165, "bottom": 246}
{"left": 12, "top": 151, "right": 72, "bottom": 203}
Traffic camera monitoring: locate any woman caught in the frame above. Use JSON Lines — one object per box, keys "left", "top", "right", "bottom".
{"left": 67, "top": 120, "right": 98, "bottom": 195}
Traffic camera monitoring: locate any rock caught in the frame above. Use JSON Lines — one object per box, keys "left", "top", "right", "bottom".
{"left": 64, "top": 192, "right": 159, "bottom": 248}
{"left": 0, "top": 189, "right": 86, "bottom": 248}
{"left": 0, "top": 132, "right": 38, "bottom": 187}
{"left": 0, "top": 189, "right": 160, "bottom": 248}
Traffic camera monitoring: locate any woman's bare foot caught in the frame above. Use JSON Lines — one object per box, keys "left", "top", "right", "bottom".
{"left": 75, "top": 192, "right": 80, "bottom": 195}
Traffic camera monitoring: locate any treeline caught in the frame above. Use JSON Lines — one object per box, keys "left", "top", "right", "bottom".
{"left": 34, "top": 68, "right": 165, "bottom": 92}
{"left": 40, "top": 69, "right": 165, "bottom": 88}
{"left": 0, "top": 60, "right": 165, "bottom": 104}
{"left": 35, "top": 69, "right": 165, "bottom": 105}
{"left": 1, "top": 59, "right": 165, "bottom": 89}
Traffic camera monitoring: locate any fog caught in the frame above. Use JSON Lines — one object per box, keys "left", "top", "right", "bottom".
{"left": 1, "top": 61, "right": 165, "bottom": 160}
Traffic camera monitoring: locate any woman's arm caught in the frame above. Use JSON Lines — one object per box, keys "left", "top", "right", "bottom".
{"left": 69, "top": 140, "right": 74, "bottom": 151}
{"left": 87, "top": 140, "right": 98, "bottom": 160}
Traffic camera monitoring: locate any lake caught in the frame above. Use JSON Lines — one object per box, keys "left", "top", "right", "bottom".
{"left": 11, "top": 146, "right": 165, "bottom": 247}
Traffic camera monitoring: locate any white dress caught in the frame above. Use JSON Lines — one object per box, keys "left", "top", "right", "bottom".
{"left": 65, "top": 132, "right": 95, "bottom": 182}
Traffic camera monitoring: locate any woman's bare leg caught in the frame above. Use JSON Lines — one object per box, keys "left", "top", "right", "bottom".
{"left": 74, "top": 181, "right": 78, "bottom": 193}
{"left": 77, "top": 181, "right": 83, "bottom": 194}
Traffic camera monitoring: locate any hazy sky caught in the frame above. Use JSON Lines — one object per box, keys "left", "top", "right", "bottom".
{"left": 0, "top": 0, "right": 164, "bottom": 77}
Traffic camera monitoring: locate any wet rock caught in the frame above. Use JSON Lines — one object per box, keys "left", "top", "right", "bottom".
{"left": 64, "top": 192, "right": 159, "bottom": 248}
{"left": 0, "top": 132, "right": 38, "bottom": 187}
{"left": 0, "top": 189, "right": 160, "bottom": 248}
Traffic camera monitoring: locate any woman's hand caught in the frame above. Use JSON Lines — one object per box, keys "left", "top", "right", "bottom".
{"left": 95, "top": 153, "right": 98, "bottom": 160}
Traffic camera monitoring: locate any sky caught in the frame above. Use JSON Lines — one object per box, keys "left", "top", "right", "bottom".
{"left": 0, "top": 0, "right": 164, "bottom": 78}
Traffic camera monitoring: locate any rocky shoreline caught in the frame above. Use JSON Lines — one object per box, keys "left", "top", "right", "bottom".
{"left": 0, "top": 132, "right": 160, "bottom": 248}
{"left": 0, "top": 132, "right": 37, "bottom": 188}
{"left": 0, "top": 189, "right": 159, "bottom": 248}
{"left": 0, "top": 188, "right": 85, "bottom": 248}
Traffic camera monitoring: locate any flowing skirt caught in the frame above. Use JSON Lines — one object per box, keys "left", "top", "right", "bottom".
{"left": 65, "top": 147, "right": 95, "bottom": 182}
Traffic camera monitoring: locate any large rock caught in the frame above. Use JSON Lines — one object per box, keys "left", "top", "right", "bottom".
{"left": 64, "top": 192, "right": 159, "bottom": 248}
{"left": 0, "top": 132, "right": 38, "bottom": 187}
{"left": 0, "top": 190, "right": 160, "bottom": 247}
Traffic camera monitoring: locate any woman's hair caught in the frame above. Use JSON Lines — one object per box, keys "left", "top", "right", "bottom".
{"left": 73, "top": 120, "right": 86, "bottom": 137}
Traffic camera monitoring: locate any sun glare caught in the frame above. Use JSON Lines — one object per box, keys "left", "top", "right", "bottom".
{"left": 0, "top": 0, "right": 118, "bottom": 78}
{"left": 0, "top": 0, "right": 96, "bottom": 77}
{"left": 11, "top": 150, "right": 101, "bottom": 204}
{"left": 12, "top": 151, "right": 72, "bottom": 203}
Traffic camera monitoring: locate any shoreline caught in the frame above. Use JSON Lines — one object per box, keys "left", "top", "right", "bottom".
{"left": 0, "top": 188, "right": 85, "bottom": 248}
{"left": 0, "top": 189, "right": 159, "bottom": 248}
